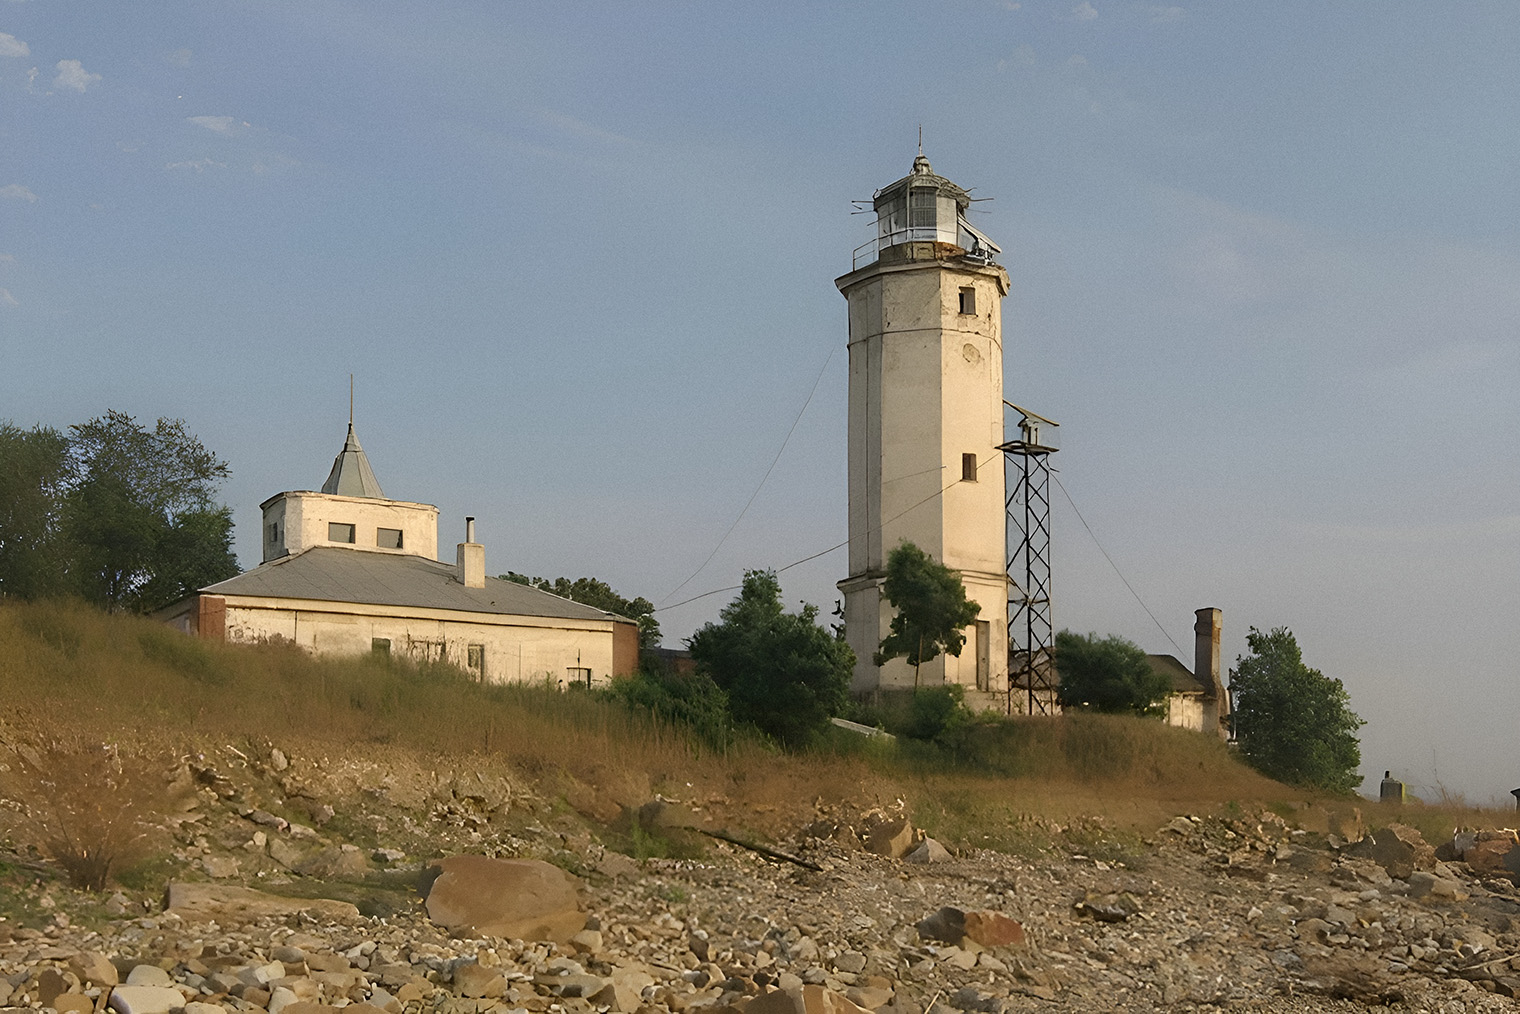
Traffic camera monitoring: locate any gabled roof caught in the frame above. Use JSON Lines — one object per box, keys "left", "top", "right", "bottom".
{"left": 1148, "top": 654, "right": 1209, "bottom": 695}
{"left": 201, "top": 546, "right": 628, "bottom": 624}
{"left": 322, "top": 423, "right": 385, "bottom": 498}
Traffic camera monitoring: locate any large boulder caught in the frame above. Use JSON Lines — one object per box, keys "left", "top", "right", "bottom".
{"left": 861, "top": 811, "right": 916, "bottom": 859}
{"left": 963, "top": 910, "right": 1026, "bottom": 949}
{"left": 905, "top": 838, "right": 951, "bottom": 864}
{"left": 421, "top": 855, "right": 584, "bottom": 942}
{"left": 107, "top": 985, "right": 187, "bottom": 1014}
{"left": 1347, "top": 825, "right": 1435, "bottom": 880}
{"left": 165, "top": 883, "right": 360, "bottom": 923}
{"left": 1463, "top": 830, "right": 1518, "bottom": 878}
{"left": 741, "top": 984, "right": 873, "bottom": 1014}
{"left": 915, "top": 906, "right": 966, "bottom": 944}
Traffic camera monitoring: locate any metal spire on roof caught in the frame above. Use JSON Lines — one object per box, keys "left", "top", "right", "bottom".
{"left": 322, "top": 378, "right": 385, "bottom": 498}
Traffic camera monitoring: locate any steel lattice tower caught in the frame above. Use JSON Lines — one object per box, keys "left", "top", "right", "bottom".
{"left": 1000, "top": 403, "right": 1059, "bottom": 715}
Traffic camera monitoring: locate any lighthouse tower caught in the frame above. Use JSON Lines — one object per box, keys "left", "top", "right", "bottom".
{"left": 835, "top": 154, "right": 1009, "bottom": 702}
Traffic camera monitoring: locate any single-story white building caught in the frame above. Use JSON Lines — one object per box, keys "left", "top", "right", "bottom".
{"left": 157, "top": 422, "right": 639, "bottom": 685}
{"left": 1149, "top": 608, "right": 1229, "bottom": 739}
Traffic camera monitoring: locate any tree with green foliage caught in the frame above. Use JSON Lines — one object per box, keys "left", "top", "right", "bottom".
{"left": 64, "top": 411, "right": 238, "bottom": 613}
{"left": 0, "top": 412, "right": 238, "bottom": 612}
{"left": 1054, "top": 630, "right": 1172, "bottom": 716}
{"left": 687, "top": 569, "right": 854, "bottom": 749}
{"left": 0, "top": 423, "right": 73, "bottom": 600}
{"left": 873, "top": 541, "right": 981, "bottom": 685}
{"left": 1230, "top": 626, "right": 1364, "bottom": 793}
{"left": 502, "top": 572, "right": 660, "bottom": 649}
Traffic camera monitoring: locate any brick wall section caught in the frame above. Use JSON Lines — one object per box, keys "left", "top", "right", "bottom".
{"left": 197, "top": 595, "right": 226, "bottom": 641}
{"left": 612, "top": 621, "right": 639, "bottom": 676}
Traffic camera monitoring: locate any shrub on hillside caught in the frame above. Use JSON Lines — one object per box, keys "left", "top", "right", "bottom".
{"left": 688, "top": 570, "right": 854, "bottom": 750}
{"left": 603, "top": 663, "right": 732, "bottom": 749}
{"left": 1054, "top": 630, "right": 1171, "bottom": 717}
{"left": 903, "top": 685, "right": 975, "bottom": 749}
{"left": 0, "top": 736, "right": 186, "bottom": 890}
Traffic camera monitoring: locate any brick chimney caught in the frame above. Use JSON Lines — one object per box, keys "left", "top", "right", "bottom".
{"left": 1195, "top": 607, "right": 1225, "bottom": 739}
{"left": 456, "top": 516, "right": 485, "bottom": 589}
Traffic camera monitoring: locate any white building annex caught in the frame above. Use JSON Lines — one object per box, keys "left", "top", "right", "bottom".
{"left": 157, "top": 423, "right": 639, "bottom": 685}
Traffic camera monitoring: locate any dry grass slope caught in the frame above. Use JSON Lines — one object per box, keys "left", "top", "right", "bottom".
{"left": 5, "top": 598, "right": 1503, "bottom": 885}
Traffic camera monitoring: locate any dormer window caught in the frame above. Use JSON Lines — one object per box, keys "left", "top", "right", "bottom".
{"left": 328, "top": 522, "right": 356, "bottom": 544}
{"left": 377, "top": 527, "right": 403, "bottom": 550}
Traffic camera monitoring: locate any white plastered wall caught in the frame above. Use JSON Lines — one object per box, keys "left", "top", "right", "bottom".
{"left": 261, "top": 491, "right": 440, "bottom": 563}
{"left": 1167, "top": 693, "right": 1205, "bottom": 732}
{"left": 221, "top": 597, "right": 618, "bottom": 687}
{"left": 839, "top": 254, "right": 1010, "bottom": 698}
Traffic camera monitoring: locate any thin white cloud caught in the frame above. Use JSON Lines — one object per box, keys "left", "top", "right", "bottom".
{"left": 0, "top": 32, "right": 27, "bottom": 57}
{"left": 1067, "top": 54, "right": 1089, "bottom": 67}
{"left": 1150, "top": 5, "right": 1184, "bottom": 22}
{"left": 998, "top": 44, "right": 1037, "bottom": 71}
{"left": 1073, "top": 2, "right": 1098, "bottom": 20}
{"left": 53, "top": 58, "right": 100, "bottom": 92}
{"left": 0, "top": 289, "right": 17, "bottom": 308}
{"left": 167, "top": 48, "right": 192, "bottom": 68}
{"left": 0, "top": 183, "right": 38, "bottom": 202}
{"left": 0, "top": 253, "right": 15, "bottom": 264}
{"left": 165, "top": 158, "right": 227, "bottom": 172}
{"left": 533, "top": 109, "right": 636, "bottom": 147}
{"left": 188, "top": 115, "right": 236, "bottom": 134}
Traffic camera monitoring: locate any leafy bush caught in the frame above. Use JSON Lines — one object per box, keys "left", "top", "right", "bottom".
{"left": 603, "top": 662, "right": 732, "bottom": 749}
{"left": 903, "top": 685, "right": 974, "bottom": 748}
{"left": 688, "top": 570, "right": 854, "bottom": 750}
{"left": 1054, "top": 630, "right": 1171, "bottom": 717}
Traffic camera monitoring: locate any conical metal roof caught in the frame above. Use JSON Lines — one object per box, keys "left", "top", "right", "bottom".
{"left": 321, "top": 423, "right": 385, "bottom": 498}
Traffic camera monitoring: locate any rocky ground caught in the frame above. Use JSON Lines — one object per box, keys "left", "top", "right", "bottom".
{"left": 4, "top": 742, "right": 1520, "bottom": 1013}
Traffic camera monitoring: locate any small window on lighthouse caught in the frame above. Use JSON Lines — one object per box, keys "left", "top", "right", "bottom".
{"left": 958, "top": 287, "right": 976, "bottom": 315}
{"left": 962, "top": 453, "right": 978, "bottom": 482}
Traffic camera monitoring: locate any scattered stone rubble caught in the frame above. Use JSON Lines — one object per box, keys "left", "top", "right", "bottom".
{"left": 8, "top": 742, "right": 1520, "bottom": 1012}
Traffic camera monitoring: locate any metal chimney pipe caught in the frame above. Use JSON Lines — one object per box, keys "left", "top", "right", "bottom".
{"left": 466, "top": 516, "right": 475, "bottom": 543}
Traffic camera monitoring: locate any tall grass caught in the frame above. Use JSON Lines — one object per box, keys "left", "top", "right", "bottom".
{"left": 0, "top": 599, "right": 723, "bottom": 781}
{"left": 0, "top": 599, "right": 1329, "bottom": 852}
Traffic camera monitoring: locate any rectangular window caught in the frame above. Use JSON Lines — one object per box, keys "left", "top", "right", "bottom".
{"left": 376, "top": 527, "right": 403, "bottom": 549}
{"left": 467, "top": 644, "right": 485, "bottom": 680}
{"left": 962, "top": 453, "right": 978, "bottom": 482}
{"left": 958, "top": 286, "right": 976, "bottom": 315}
{"left": 909, "top": 190, "right": 936, "bottom": 229}
{"left": 267, "top": 522, "right": 279, "bottom": 544}
{"left": 371, "top": 638, "right": 391, "bottom": 656}
{"left": 328, "top": 522, "right": 356, "bottom": 544}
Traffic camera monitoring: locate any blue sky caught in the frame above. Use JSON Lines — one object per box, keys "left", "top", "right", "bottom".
{"left": 3, "top": 2, "right": 1517, "bottom": 802}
